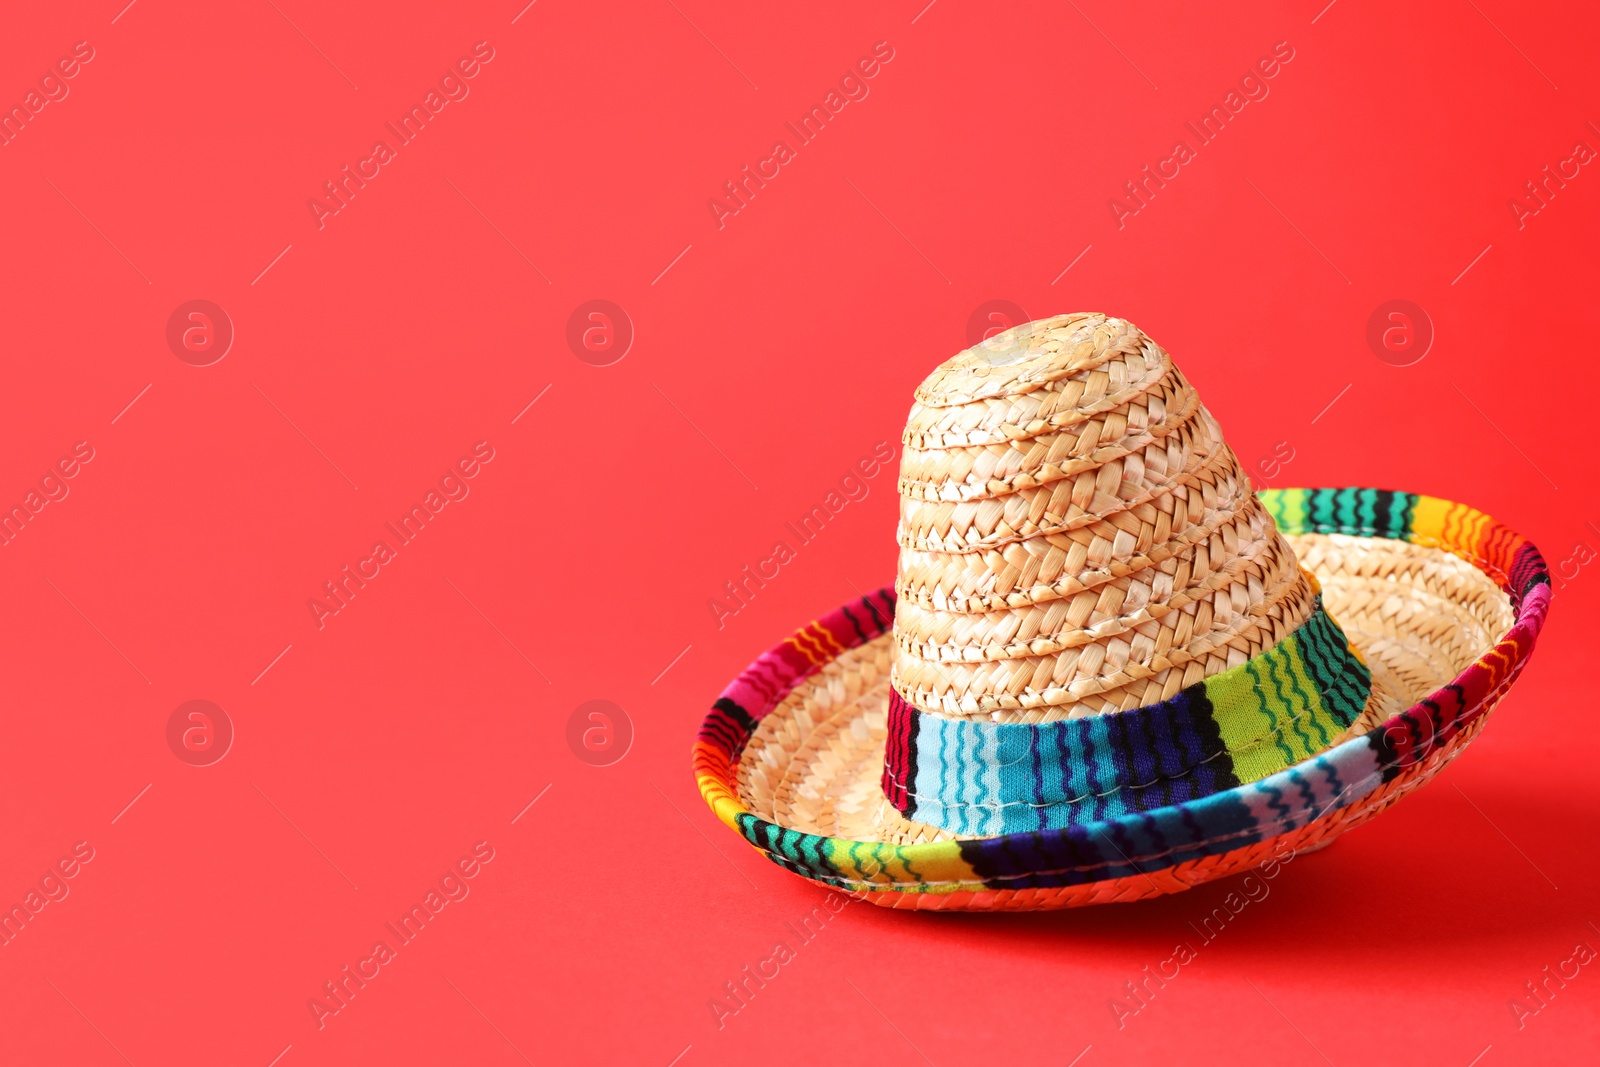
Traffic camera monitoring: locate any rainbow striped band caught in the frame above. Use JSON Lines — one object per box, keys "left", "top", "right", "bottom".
{"left": 881, "top": 596, "right": 1372, "bottom": 835}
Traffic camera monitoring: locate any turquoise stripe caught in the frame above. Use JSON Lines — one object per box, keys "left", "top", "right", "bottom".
{"left": 1356, "top": 488, "right": 1378, "bottom": 532}
{"left": 1311, "top": 488, "right": 1338, "bottom": 532}
{"left": 892, "top": 602, "right": 1370, "bottom": 836}
{"left": 1091, "top": 714, "right": 1123, "bottom": 820}
{"left": 1335, "top": 487, "right": 1358, "bottom": 532}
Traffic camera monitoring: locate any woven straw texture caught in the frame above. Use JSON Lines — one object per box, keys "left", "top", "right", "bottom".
{"left": 693, "top": 487, "right": 1550, "bottom": 911}
{"left": 892, "top": 314, "right": 1322, "bottom": 724}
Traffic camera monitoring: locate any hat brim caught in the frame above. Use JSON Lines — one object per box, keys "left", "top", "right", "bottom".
{"left": 693, "top": 488, "right": 1551, "bottom": 911}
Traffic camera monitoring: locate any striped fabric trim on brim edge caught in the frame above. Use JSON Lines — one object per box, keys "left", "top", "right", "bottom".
{"left": 692, "top": 488, "right": 1550, "bottom": 894}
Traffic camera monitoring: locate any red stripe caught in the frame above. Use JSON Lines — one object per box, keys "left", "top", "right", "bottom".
{"left": 882, "top": 690, "right": 916, "bottom": 812}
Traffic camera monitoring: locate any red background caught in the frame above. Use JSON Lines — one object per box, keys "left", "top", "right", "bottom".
{"left": 1, "top": 1, "right": 1596, "bottom": 1064}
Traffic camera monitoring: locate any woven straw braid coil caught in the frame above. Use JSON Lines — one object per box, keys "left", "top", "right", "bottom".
{"left": 731, "top": 531, "right": 1519, "bottom": 871}
{"left": 890, "top": 313, "right": 1318, "bottom": 725}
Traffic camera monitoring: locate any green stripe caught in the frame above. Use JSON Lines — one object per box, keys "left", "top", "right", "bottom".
{"left": 1200, "top": 602, "right": 1371, "bottom": 784}
{"left": 1260, "top": 487, "right": 1308, "bottom": 534}
{"left": 1282, "top": 633, "right": 1332, "bottom": 747}
{"left": 1262, "top": 655, "right": 1303, "bottom": 764}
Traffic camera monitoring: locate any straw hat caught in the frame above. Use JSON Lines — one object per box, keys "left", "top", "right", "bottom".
{"left": 694, "top": 313, "right": 1551, "bottom": 910}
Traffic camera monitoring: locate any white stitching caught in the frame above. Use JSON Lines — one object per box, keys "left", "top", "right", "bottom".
{"left": 883, "top": 610, "right": 1370, "bottom": 812}
{"left": 802, "top": 672, "right": 1519, "bottom": 891}
{"left": 722, "top": 503, "right": 1545, "bottom": 887}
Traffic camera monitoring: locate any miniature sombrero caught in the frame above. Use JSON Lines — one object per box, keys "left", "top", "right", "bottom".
{"left": 694, "top": 313, "right": 1551, "bottom": 911}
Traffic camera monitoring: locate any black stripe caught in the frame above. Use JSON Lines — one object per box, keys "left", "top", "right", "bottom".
{"left": 710, "top": 698, "right": 756, "bottom": 742}
{"left": 840, "top": 603, "right": 869, "bottom": 646}
{"left": 698, "top": 715, "right": 743, "bottom": 753}
{"left": 875, "top": 588, "right": 897, "bottom": 630}
{"left": 860, "top": 595, "right": 886, "bottom": 632}
{"left": 1184, "top": 684, "right": 1241, "bottom": 792}
{"left": 901, "top": 706, "right": 921, "bottom": 818}
{"left": 1370, "top": 489, "right": 1396, "bottom": 535}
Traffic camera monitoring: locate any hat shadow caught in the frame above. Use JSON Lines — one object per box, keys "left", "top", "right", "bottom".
{"left": 867, "top": 782, "right": 1582, "bottom": 964}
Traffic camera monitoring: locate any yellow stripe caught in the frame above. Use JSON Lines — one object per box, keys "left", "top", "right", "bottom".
{"left": 696, "top": 773, "right": 747, "bottom": 831}
{"left": 1410, "top": 495, "right": 1491, "bottom": 559}
{"left": 1408, "top": 495, "right": 1453, "bottom": 548}
{"left": 822, "top": 838, "right": 980, "bottom": 893}
{"left": 786, "top": 628, "right": 828, "bottom": 665}
{"left": 1458, "top": 506, "right": 1490, "bottom": 558}
{"left": 808, "top": 620, "right": 847, "bottom": 658}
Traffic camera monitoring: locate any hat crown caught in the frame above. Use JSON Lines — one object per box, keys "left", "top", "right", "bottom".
{"left": 876, "top": 313, "right": 1385, "bottom": 839}
{"left": 890, "top": 312, "right": 1318, "bottom": 723}
{"left": 912, "top": 312, "right": 1146, "bottom": 407}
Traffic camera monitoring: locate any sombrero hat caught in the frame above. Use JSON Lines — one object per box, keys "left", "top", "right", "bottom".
{"left": 693, "top": 313, "right": 1551, "bottom": 911}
